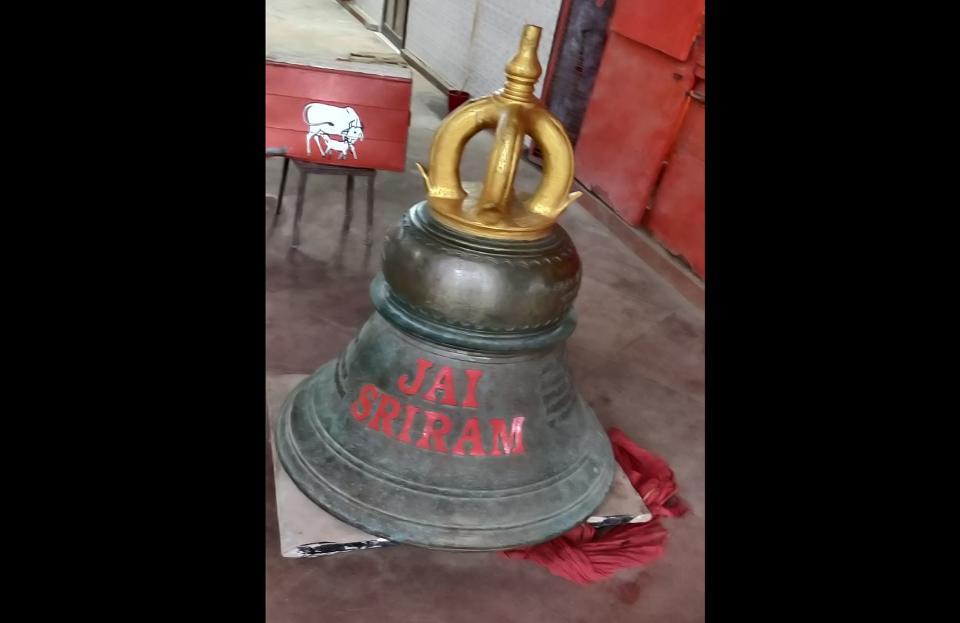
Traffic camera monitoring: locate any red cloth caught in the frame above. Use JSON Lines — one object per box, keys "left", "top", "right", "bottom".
{"left": 608, "top": 428, "right": 690, "bottom": 519}
{"left": 500, "top": 428, "right": 689, "bottom": 585}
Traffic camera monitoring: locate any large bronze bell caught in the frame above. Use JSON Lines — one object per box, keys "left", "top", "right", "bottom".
{"left": 275, "top": 25, "right": 616, "bottom": 551}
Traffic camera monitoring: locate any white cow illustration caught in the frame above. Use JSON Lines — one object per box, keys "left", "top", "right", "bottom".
{"left": 303, "top": 102, "right": 364, "bottom": 160}
{"left": 316, "top": 134, "right": 355, "bottom": 160}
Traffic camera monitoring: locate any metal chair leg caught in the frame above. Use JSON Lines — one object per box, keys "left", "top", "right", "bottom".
{"left": 292, "top": 166, "right": 308, "bottom": 248}
{"left": 366, "top": 172, "right": 375, "bottom": 245}
{"left": 275, "top": 157, "right": 290, "bottom": 216}
{"left": 343, "top": 175, "right": 355, "bottom": 234}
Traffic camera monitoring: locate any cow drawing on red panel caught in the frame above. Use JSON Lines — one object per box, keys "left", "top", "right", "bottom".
{"left": 303, "top": 102, "right": 365, "bottom": 160}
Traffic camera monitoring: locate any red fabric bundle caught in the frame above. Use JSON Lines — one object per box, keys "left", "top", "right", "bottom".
{"left": 608, "top": 428, "right": 690, "bottom": 519}
{"left": 500, "top": 428, "right": 689, "bottom": 585}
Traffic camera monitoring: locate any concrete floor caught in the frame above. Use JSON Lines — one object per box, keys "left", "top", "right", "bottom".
{"left": 266, "top": 72, "right": 705, "bottom": 622}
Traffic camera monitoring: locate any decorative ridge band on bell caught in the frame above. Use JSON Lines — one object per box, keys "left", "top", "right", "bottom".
{"left": 415, "top": 25, "right": 583, "bottom": 241}
{"left": 372, "top": 201, "right": 582, "bottom": 353}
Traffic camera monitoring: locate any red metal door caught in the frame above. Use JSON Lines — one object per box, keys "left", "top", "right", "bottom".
{"left": 644, "top": 31, "right": 704, "bottom": 277}
{"left": 571, "top": 0, "right": 705, "bottom": 278}
{"left": 609, "top": 0, "right": 703, "bottom": 61}
{"left": 645, "top": 94, "right": 704, "bottom": 277}
{"left": 573, "top": 32, "right": 695, "bottom": 224}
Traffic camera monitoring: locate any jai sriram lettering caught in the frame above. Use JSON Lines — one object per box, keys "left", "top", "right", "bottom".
{"left": 349, "top": 357, "right": 525, "bottom": 457}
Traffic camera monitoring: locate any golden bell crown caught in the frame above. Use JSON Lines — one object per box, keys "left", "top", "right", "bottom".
{"left": 416, "top": 25, "right": 581, "bottom": 240}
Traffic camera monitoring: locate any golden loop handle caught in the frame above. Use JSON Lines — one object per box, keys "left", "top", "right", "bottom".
{"left": 415, "top": 25, "right": 582, "bottom": 240}
{"left": 416, "top": 98, "right": 500, "bottom": 202}
{"left": 478, "top": 108, "right": 524, "bottom": 214}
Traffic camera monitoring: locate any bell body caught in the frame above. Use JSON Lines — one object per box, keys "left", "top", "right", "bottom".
{"left": 275, "top": 202, "right": 615, "bottom": 550}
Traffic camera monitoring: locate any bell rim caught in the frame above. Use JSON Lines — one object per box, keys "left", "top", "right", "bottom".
{"left": 274, "top": 362, "right": 617, "bottom": 551}
{"left": 289, "top": 366, "right": 600, "bottom": 498}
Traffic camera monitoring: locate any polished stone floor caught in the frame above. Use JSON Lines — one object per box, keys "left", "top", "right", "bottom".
{"left": 266, "top": 72, "right": 704, "bottom": 623}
